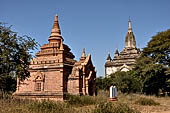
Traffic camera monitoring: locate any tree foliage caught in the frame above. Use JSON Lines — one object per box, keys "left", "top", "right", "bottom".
{"left": 95, "top": 76, "right": 113, "bottom": 92}
{"left": 0, "top": 23, "right": 38, "bottom": 92}
{"left": 110, "top": 71, "right": 142, "bottom": 94}
{"left": 134, "top": 29, "right": 170, "bottom": 95}
{"left": 142, "top": 29, "right": 170, "bottom": 67}
{"left": 96, "top": 71, "right": 142, "bottom": 94}
{"left": 95, "top": 76, "right": 105, "bottom": 91}
{"left": 134, "top": 60, "right": 167, "bottom": 95}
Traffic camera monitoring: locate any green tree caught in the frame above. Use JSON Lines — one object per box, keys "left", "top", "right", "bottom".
{"left": 110, "top": 71, "right": 142, "bottom": 94}
{"left": 142, "top": 29, "right": 170, "bottom": 67}
{"left": 95, "top": 76, "right": 104, "bottom": 92}
{"left": 134, "top": 59, "right": 167, "bottom": 95}
{"left": 95, "top": 76, "right": 113, "bottom": 92}
{"left": 0, "top": 23, "right": 38, "bottom": 92}
{"left": 95, "top": 71, "right": 142, "bottom": 94}
{"left": 134, "top": 29, "right": 170, "bottom": 95}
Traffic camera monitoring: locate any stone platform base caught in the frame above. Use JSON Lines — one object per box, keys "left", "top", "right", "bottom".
{"left": 13, "top": 92, "right": 64, "bottom": 101}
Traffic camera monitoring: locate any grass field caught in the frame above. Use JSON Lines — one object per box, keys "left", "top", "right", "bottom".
{"left": 0, "top": 91, "right": 169, "bottom": 113}
{"left": 118, "top": 93, "right": 170, "bottom": 113}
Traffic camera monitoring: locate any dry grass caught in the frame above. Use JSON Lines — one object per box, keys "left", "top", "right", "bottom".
{"left": 0, "top": 91, "right": 170, "bottom": 113}
{"left": 118, "top": 93, "right": 170, "bottom": 113}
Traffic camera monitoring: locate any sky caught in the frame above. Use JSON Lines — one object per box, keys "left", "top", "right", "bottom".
{"left": 1, "top": 0, "right": 170, "bottom": 77}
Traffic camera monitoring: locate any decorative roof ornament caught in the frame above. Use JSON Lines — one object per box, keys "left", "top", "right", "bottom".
{"left": 115, "top": 48, "right": 119, "bottom": 54}
{"left": 80, "top": 48, "right": 86, "bottom": 61}
{"left": 81, "top": 48, "right": 86, "bottom": 58}
{"left": 48, "top": 14, "right": 63, "bottom": 42}
{"left": 128, "top": 17, "right": 132, "bottom": 33}
{"left": 114, "top": 48, "right": 119, "bottom": 57}
{"left": 106, "top": 51, "right": 112, "bottom": 61}
{"left": 60, "top": 39, "right": 64, "bottom": 50}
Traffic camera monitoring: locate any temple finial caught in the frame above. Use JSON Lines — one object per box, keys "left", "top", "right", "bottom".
{"left": 55, "top": 13, "right": 58, "bottom": 17}
{"left": 128, "top": 17, "right": 132, "bottom": 33}
{"left": 80, "top": 48, "right": 86, "bottom": 61}
{"left": 82, "top": 48, "right": 86, "bottom": 58}
{"left": 129, "top": 16, "right": 131, "bottom": 22}
{"left": 52, "top": 14, "right": 60, "bottom": 32}
{"left": 115, "top": 48, "right": 119, "bottom": 53}
{"left": 125, "top": 17, "right": 136, "bottom": 48}
{"left": 48, "top": 14, "right": 63, "bottom": 42}
{"left": 115, "top": 48, "right": 119, "bottom": 57}
{"left": 106, "top": 50, "right": 111, "bottom": 61}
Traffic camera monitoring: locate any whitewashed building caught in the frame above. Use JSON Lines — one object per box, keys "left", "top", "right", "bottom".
{"left": 105, "top": 18, "right": 141, "bottom": 77}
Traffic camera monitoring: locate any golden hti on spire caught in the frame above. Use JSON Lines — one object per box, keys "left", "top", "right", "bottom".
{"left": 49, "top": 14, "right": 63, "bottom": 42}
{"left": 128, "top": 17, "right": 132, "bottom": 33}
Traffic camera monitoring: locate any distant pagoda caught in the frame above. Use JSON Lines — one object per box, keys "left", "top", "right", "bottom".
{"left": 105, "top": 18, "right": 141, "bottom": 77}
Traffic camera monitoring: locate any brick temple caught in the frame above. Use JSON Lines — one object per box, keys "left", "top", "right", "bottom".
{"left": 105, "top": 18, "right": 141, "bottom": 77}
{"left": 13, "top": 14, "right": 96, "bottom": 101}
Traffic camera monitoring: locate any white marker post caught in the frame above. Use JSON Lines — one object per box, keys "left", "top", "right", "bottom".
{"left": 109, "top": 86, "right": 118, "bottom": 101}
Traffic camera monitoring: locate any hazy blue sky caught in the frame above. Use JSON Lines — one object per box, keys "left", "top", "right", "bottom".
{"left": 1, "top": 0, "right": 170, "bottom": 77}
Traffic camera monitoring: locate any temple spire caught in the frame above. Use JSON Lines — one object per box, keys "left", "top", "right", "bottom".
{"left": 125, "top": 17, "right": 136, "bottom": 48}
{"left": 81, "top": 48, "right": 86, "bottom": 58}
{"left": 128, "top": 17, "right": 132, "bottom": 33}
{"left": 114, "top": 48, "right": 119, "bottom": 57}
{"left": 80, "top": 48, "right": 86, "bottom": 61}
{"left": 48, "top": 14, "right": 63, "bottom": 42}
{"left": 106, "top": 51, "right": 111, "bottom": 61}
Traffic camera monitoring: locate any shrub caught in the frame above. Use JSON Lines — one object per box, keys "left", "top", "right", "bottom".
{"left": 0, "top": 98, "right": 34, "bottom": 113}
{"left": 28, "top": 100, "right": 74, "bottom": 113}
{"left": 93, "top": 102, "right": 140, "bottom": 113}
{"left": 65, "top": 94, "right": 95, "bottom": 106}
{"left": 93, "top": 101, "right": 114, "bottom": 113}
{"left": 94, "top": 90, "right": 109, "bottom": 104}
{"left": 113, "top": 103, "right": 140, "bottom": 113}
{"left": 0, "top": 91, "right": 12, "bottom": 99}
{"left": 135, "top": 97, "right": 160, "bottom": 106}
